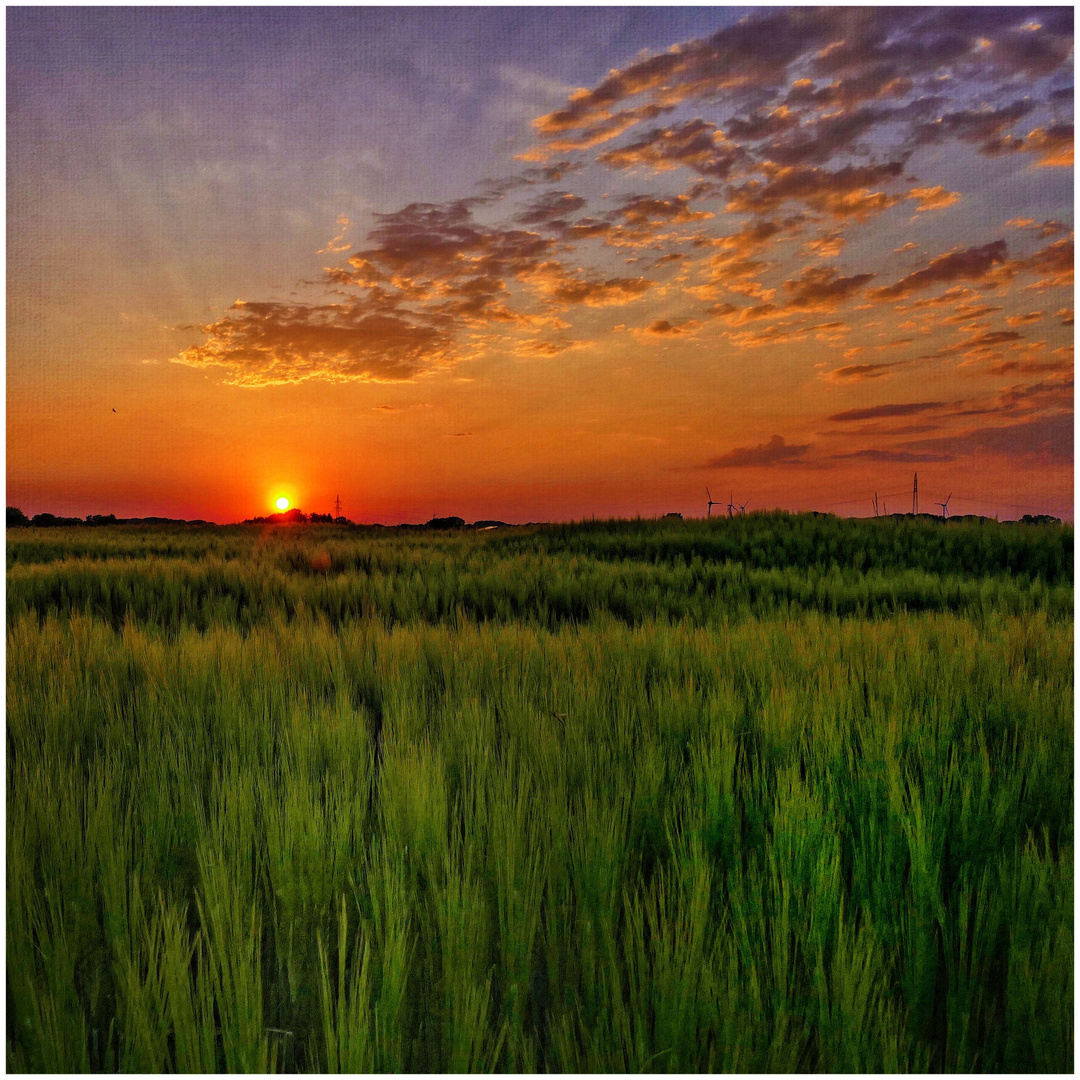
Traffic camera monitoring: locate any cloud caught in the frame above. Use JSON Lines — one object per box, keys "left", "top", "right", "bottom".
{"left": 805, "top": 232, "right": 845, "bottom": 258}
{"left": 1020, "top": 124, "right": 1074, "bottom": 166}
{"left": 725, "top": 104, "right": 801, "bottom": 142}
{"left": 824, "top": 360, "right": 911, "bottom": 383}
{"left": 706, "top": 433, "right": 811, "bottom": 467}
{"left": 1018, "top": 237, "right": 1073, "bottom": 288}
{"left": 726, "top": 160, "right": 907, "bottom": 219}
{"left": 635, "top": 317, "right": 703, "bottom": 338}
{"left": 907, "top": 185, "right": 961, "bottom": 212}
{"left": 173, "top": 300, "right": 459, "bottom": 386}
{"left": 835, "top": 448, "right": 954, "bottom": 463}
{"left": 514, "top": 337, "right": 582, "bottom": 357}
{"left": 726, "top": 320, "right": 846, "bottom": 349}
{"left": 782, "top": 265, "right": 876, "bottom": 311}
{"left": 869, "top": 240, "right": 1010, "bottom": 301}
{"left": 515, "top": 190, "right": 587, "bottom": 225}
{"left": 900, "top": 413, "right": 1073, "bottom": 465}
{"left": 1007, "top": 217, "right": 1068, "bottom": 238}
{"left": 524, "top": 261, "right": 654, "bottom": 307}
{"left": 761, "top": 104, "right": 896, "bottom": 166}
{"left": 911, "top": 99, "right": 1036, "bottom": 154}
{"left": 318, "top": 215, "right": 351, "bottom": 254}
{"left": 528, "top": 8, "right": 1071, "bottom": 167}
{"left": 614, "top": 194, "right": 714, "bottom": 227}
{"left": 1005, "top": 311, "right": 1045, "bottom": 327}
{"left": 828, "top": 401, "right": 946, "bottom": 422}
{"left": 171, "top": 8, "right": 1072, "bottom": 393}
{"left": 597, "top": 119, "right": 747, "bottom": 178}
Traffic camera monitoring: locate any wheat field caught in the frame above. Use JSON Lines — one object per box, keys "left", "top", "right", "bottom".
{"left": 7, "top": 514, "right": 1072, "bottom": 1072}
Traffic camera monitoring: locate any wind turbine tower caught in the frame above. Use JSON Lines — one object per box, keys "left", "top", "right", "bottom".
{"left": 727, "top": 492, "right": 737, "bottom": 518}
{"left": 912, "top": 473, "right": 918, "bottom": 515}
{"left": 706, "top": 488, "right": 719, "bottom": 517}
{"left": 938, "top": 493, "right": 952, "bottom": 520}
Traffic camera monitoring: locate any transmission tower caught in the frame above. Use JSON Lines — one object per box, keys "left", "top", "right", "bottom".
{"left": 333, "top": 494, "right": 342, "bottom": 516}
{"left": 912, "top": 473, "right": 918, "bottom": 515}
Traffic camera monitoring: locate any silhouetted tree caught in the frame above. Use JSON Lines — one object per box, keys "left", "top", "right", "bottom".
{"left": 7, "top": 507, "right": 29, "bottom": 527}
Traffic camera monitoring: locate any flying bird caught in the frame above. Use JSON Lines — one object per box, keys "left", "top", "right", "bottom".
{"left": 111, "top": 408, "right": 116, "bottom": 412}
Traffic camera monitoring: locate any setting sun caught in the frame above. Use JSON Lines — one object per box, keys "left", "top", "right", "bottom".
{"left": 275, "top": 496, "right": 290, "bottom": 511}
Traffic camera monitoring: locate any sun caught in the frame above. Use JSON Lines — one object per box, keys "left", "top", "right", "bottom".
{"left": 275, "top": 496, "right": 290, "bottom": 511}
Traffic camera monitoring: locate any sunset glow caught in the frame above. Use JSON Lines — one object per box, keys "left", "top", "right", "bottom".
{"left": 275, "top": 497, "right": 290, "bottom": 512}
{"left": 8, "top": 8, "right": 1073, "bottom": 523}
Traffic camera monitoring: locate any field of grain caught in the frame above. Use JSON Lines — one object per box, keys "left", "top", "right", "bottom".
{"left": 7, "top": 514, "right": 1073, "bottom": 1072}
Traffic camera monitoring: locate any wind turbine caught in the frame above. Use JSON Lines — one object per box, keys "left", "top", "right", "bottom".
{"left": 706, "top": 488, "right": 719, "bottom": 517}
{"left": 737, "top": 499, "right": 749, "bottom": 514}
{"left": 938, "top": 493, "right": 952, "bottom": 520}
{"left": 727, "top": 491, "right": 737, "bottom": 518}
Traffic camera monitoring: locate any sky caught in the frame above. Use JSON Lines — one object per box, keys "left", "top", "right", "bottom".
{"left": 7, "top": 6, "right": 1074, "bottom": 524}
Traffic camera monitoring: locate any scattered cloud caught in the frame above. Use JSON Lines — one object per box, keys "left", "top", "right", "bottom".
{"left": 706, "top": 433, "right": 811, "bottom": 467}
{"left": 907, "top": 185, "right": 961, "bottom": 212}
{"left": 173, "top": 300, "right": 459, "bottom": 386}
{"left": 1007, "top": 217, "right": 1068, "bottom": 238}
{"left": 598, "top": 119, "right": 747, "bottom": 178}
{"left": 824, "top": 360, "right": 911, "bottom": 383}
{"left": 515, "top": 190, "right": 587, "bottom": 225}
{"left": 318, "top": 215, "right": 351, "bottom": 254}
{"left": 828, "top": 402, "right": 946, "bottom": 422}
{"left": 514, "top": 337, "right": 582, "bottom": 357}
{"left": 725, "top": 160, "right": 907, "bottom": 219}
{"left": 1005, "top": 311, "right": 1044, "bottom": 327}
{"left": 900, "top": 413, "right": 1073, "bottom": 465}
{"left": 835, "top": 447, "right": 954, "bottom": 463}
{"left": 782, "top": 265, "right": 875, "bottom": 311}
{"left": 525, "top": 261, "right": 654, "bottom": 307}
{"left": 869, "top": 240, "right": 1010, "bottom": 301}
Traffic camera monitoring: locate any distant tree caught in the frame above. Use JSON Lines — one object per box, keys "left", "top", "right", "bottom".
{"left": 334, "top": 516, "right": 350, "bottom": 525}
{"left": 427, "top": 516, "right": 466, "bottom": 529}
{"left": 7, "top": 506, "right": 29, "bottom": 527}
{"left": 309, "top": 512, "right": 333, "bottom": 523}
{"left": 30, "top": 513, "right": 83, "bottom": 527}
{"left": 86, "top": 514, "right": 117, "bottom": 526}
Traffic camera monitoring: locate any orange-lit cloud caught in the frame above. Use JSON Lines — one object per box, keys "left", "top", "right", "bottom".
{"left": 598, "top": 119, "right": 747, "bottom": 178}
{"left": 726, "top": 160, "right": 907, "bottom": 219}
{"left": 870, "top": 240, "right": 1010, "bottom": 301}
{"left": 174, "top": 301, "right": 459, "bottom": 385}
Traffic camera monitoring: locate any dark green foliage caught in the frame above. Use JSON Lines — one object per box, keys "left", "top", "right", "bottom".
{"left": 7, "top": 517, "right": 1073, "bottom": 1072}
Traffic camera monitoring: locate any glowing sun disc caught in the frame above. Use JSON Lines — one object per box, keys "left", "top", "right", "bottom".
{"left": 275, "top": 496, "right": 290, "bottom": 511}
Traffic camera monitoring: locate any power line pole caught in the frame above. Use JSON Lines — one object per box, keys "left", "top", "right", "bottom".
{"left": 912, "top": 472, "right": 918, "bottom": 515}
{"left": 333, "top": 494, "right": 342, "bottom": 517}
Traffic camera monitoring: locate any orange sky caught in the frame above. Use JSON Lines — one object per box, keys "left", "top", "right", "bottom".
{"left": 8, "top": 8, "right": 1074, "bottom": 523}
